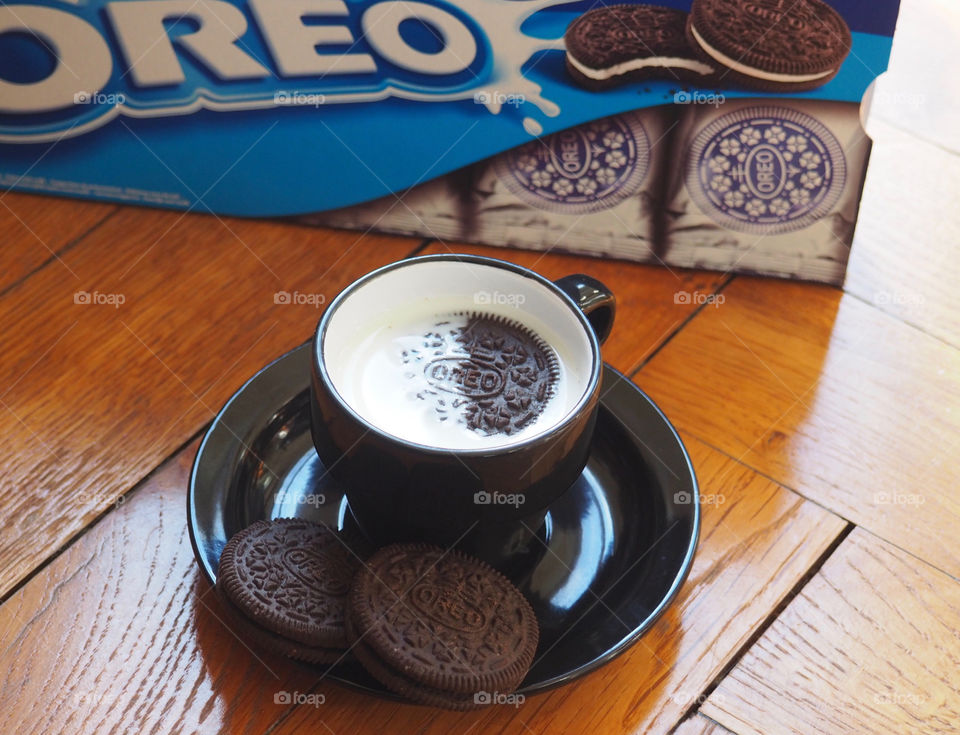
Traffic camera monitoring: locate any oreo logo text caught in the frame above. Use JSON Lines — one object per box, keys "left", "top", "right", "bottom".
{"left": 410, "top": 581, "right": 487, "bottom": 632}
{"left": 496, "top": 111, "right": 651, "bottom": 214}
{"left": 281, "top": 547, "right": 350, "bottom": 594}
{"left": 0, "top": 0, "right": 489, "bottom": 141}
{"left": 553, "top": 130, "right": 591, "bottom": 179}
{"left": 686, "top": 106, "right": 847, "bottom": 235}
{"left": 425, "top": 358, "right": 504, "bottom": 398}
{"left": 742, "top": 2, "right": 806, "bottom": 31}
{"left": 744, "top": 144, "right": 786, "bottom": 198}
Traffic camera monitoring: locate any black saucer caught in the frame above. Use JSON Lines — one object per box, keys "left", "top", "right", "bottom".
{"left": 188, "top": 344, "right": 699, "bottom": 695}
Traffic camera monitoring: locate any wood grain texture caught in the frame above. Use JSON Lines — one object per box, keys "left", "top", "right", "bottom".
{"left": 703, "top": 528, "right": 960, "bottom": 735}
{"left": 0, "top": 442, "right": 322, "bottom": 735}
{"left": 674, "top": 714, "right": 739, "bottom": 735}
{"left": 0, "top": 210, "right": 727, "bottom": 603}
{"left": 421, "top": 241, "right": 729, "bottom": 373}
{"left": 264, "top": 434, "right": 846, "bottom": 735}
{"left": 637, "top": 277, "right": 960, "bottom": 578}
{"left": 0, "top": 192, "right": 116, "bottom": 293}
{"left": 0, "top": 427, "right": 844, "bottom": 735}
{"left": 0, "top": 208, "right": 419, "bottom": 600}
{"left": 846, "top": 119, "right": 960, "bottom": 348}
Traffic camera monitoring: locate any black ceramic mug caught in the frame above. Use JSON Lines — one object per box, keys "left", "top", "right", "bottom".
{"left": 309, "top": 254, "right": 614, "bottom": 547}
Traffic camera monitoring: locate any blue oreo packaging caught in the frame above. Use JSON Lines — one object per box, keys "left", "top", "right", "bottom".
{"left": 0, "top": 0, "right": 901, "bottom": 283}
{"left": 304, "top": 107, "right": 673, "bottom": 258}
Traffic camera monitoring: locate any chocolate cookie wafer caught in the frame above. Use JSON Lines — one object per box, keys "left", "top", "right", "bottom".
{"left": 215, "top": 585, "right": 345, "bottom": 664}
{"left": 217, "top": 518, "right": 363, "bottom": 662}
{"left": 565, "top": 5, "right": 716, "bottom": 90}
{"left": 347, "top": 544, "right": 539, "bottom": 710}
{"left": 686, "top": 0, "right": 851, "bottom": 93}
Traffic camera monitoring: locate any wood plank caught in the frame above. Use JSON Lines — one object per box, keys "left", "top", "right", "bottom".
{"left": 0, "top": 206, "right": 419, "bottom": 599}
{"left": 703, "top": 528, "right": 960, "bottom": 735}
{"left": 0, "top": 430, "right": 844, "bottom": 734}
{"left": 674, "top": 714, "right": 739, "bottom": 735}
{"left": 420, "top": 241, "right": 729, "bottom": 373}
{"left": 0, "top": 192, "right": 116, "bottom": 293}
{"left": 845, "top": 119, "right": 960, "bottom": 348}
{"left": 265, "top": 434, "right": 846, "bottom": 735}
{"left": 637, "top": 278, "right": 960, "bottom": 578}
{"left": 0, "top": 441, "right": 323, "bottom": 734}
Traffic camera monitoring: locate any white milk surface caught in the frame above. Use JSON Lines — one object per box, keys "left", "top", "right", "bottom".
{"left": 331, "top": 309, "right": 578, "bottom": 449}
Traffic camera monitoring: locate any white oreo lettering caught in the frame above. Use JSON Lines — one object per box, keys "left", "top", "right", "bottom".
{"left": 362, "top": 1, "right": 476, "bottom": 75}
{"left": 106, "top": 0, "right": 270, "bottom": 85}
{"left": 248, "top": 0, "right": 376, "bottom": 77}
{"left": 1, "top": 0, "right": 479, "bottom": 113}
{"left": 0, "top": 6, "right": 112, "bottom": 113}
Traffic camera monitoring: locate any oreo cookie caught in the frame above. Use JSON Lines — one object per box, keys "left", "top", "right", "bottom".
{"left": 403, "top": 313, "right": 560, "bottom": 437}
{"left": 565, "top": 5, "right": 716, "bottom": 90}
{"left": 214, "top": 586, "right": 346, "bottom": 664}
{"left": 347, "top": 544, "right": 539, "bottom": 710}
{"left": 216, "top": 518, "right": 362, "bottom": 663}
{"left": 456, "top": 314, "right": 558, "bottom": 435}
{"left": 686, "top": 0, "right": 851, "bottom": 93}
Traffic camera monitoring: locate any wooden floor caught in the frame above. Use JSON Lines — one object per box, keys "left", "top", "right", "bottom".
{"left": 1, "top": 1, "right": 958, "bottom": 732}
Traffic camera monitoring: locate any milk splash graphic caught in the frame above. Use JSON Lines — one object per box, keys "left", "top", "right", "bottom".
{"left": 345, "top": 0, "right": 570, "bottom": 135}
{"left": 0, "top": 0, "right": 572, "bottom": 142}
{"left": 458, "top": 0, "right": 569, "bottom": 133}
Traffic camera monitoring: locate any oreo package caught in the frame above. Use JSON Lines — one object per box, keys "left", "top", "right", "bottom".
{"left": 661, "top": 99, "right": 871, "bottom": 283}
{"left": 2, "top": 0, "right": 897, "bottom": 285}
{"left": 306, "top": 107, "right": 675, "bottom": 260}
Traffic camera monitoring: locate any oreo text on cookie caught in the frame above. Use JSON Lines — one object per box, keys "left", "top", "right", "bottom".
{"left": 495, "top": 113, "right": 651, "bottom": 214}
{"left": 684, "top": 106, "right": 846, "bottom": 235}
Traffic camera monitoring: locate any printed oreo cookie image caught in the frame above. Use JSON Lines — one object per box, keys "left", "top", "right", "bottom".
{"left": 686, "top": 0, "right": 852, "bottom": 93}
{"left": 305, "top": 108, "right": 675, "bottom": 261}
{"left": 564, "top": 4, "right": 716, "bottom": 90}
{"left": 662, "top": 99, "right": 871, "bottom": 284}
{"left": 492, "top": 111, "right": 654, "bottom": 214}
{"left": 472, "top": 108, "right": 674, "bottom": 258}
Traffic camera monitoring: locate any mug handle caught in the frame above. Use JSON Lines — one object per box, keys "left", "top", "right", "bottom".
{"left": 554, "top": 274, "right": 616, "bottom": 345}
